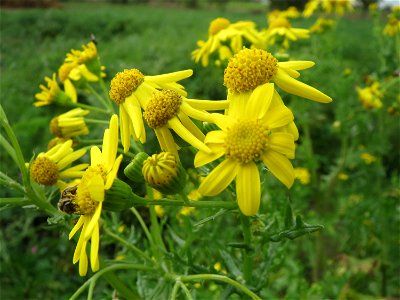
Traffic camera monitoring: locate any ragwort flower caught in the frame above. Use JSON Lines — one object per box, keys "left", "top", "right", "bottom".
{"left": 143, "top": 89, "right": 229, "bottom": 158}
{"left": 34, "top": 73, "right": 75, "bottom": 107}
{"left": 191, "top": 17, "right": 264, "bottom": 67}
{"left": 67, "top": 114, "right": 123, "bottom": 276}
{"left": 303, "top": 0, "right": 354, "bottom": 17}
{"left": 224, "top": 48, "right": 332, "bottom": 105}
{"left": 50, "top": 108, "right": 89, "bottom": 138}
{"left": 195, "top": 83, "right": 295, "bottom": 216}
{"left": 29, "top": 139, "right": 88, "bottom": 188}
{"left": 109, "top": 68, "right": 193, "bottom": 151}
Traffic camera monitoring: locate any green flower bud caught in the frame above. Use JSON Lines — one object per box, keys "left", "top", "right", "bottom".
{"left": 103, "top": 178, "right": 134, "bottom": 212}
{"left": 124, "top": 152, "right": 149, "bottom": 183}
{"left": 142, "top": 152, "right": 187, "bottom": 195}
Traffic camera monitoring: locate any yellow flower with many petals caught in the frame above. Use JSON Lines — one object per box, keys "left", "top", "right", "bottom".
{"left": 294, "top": 167, "right": 310, "bottom": 185}
{"left": 34, "top": 73, "right": 75, "bottom": 107}
{"left": 356, "top": 82, "right": 383, "bottom": 109}
{"left": 68, "top": 114, "right": 123, "bottom": 276}
{"left": 195, "top": 83, "right": 295, "bottom": 216}
{"left": 29, "top": 139, "right": 88, "bottom": 188}
{"left": 192, "top": 17, "right": 264, "bottom": 67}
{"left": 309, "top": 17, "right": 336, "bottom": 34}
{"left": 50, "top": 108, "right": 90, "bottom": 138}
{"left": 263, "top": 17, "right": 310, "bottom": 49}
{"left": 143, "top": 89, "right": 229, "bottom": 157}
{"left": 303, "top": 0, "right": 354, "bottom": 17}
{"left": 224, "top": 48, "right": 332, "bottom": 105}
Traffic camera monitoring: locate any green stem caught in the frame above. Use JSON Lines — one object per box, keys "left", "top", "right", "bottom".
{"left": 85, "top": 118, "right": 111, "bottom": 125}
{"left": 103, "top": 227, "right": 153, "bottom": 263}
{"left": 130, "top": 207, "right": 154, "bottom": 248}
{"left": 180, "top": 274, "right": 261, "bottom": 300}
{"left": 85, "top": 83, "right": 112, "bottom": 112}
{"left": 240, "top": 214, "right": 253, "bottom": 285}
{"left": 0, "top": 133, "right": 18, "bottom": 166}
{"left": 69, "top": 102, "right": 111, "bottom": 115}
{"left": 0, "top": 197, "right": 31, "bottom": 206}
{"left": 0, "top": 171, "right": 25, "bottom": 194}
{"left": 69, "top": 264, "right": 153, "bottom": 300}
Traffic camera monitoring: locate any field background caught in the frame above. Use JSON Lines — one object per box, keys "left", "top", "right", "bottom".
{"left": 1, "top": 1, "right": 399, "bottom": 299}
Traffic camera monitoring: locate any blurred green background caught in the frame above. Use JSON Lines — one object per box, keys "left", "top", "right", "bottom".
{"left": 1, "top": 0, "right": 399, "bottom": 299}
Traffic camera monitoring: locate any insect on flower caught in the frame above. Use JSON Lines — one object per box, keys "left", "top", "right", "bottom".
{"left": 58, "top": 185, "right": 79, "bottom": 214}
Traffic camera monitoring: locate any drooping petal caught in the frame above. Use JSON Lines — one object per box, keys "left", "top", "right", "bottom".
{"left": 84, "top": 202, "right": 103, "bottom": 240}
{"left": 168, "top": 117, "right": 211, "bottom": 153}
{"left": 90, "top": 223, "right": 100, "bottom": 272}
{"left": 119, "top": 106, "right": 131, "bottom": 152}
{"left": 64, "top": 79, "right": 77, "bottom": 103}
{"left": 157, "top": 127, "right": 179, "bottom": 159}
{"left": 185, "top": 99, "right": 230, "bottom": 111}
{"left": 124, "top": 96, "right": 145, "bottom": 142}
{"left": 178, "top": 112, "right": 206, "bottom": 142}
{"left": 79, "top": 240, "right": 88, "bottom": 276}
{"left": 198, "top": 159, "right": 238, "bottom": 196}
{"left": 69, "top": 215, "right": 85, "bottom": 240}
{"left": 180, "top": 101, "right": 213, "bottom": 123}
{"left": 245, "top": 83, "right": 274, "bottom": 120}
{"left": 194, "top": 143, "right": 225, "bottom": 167}
{"left": 274, "top": 69, "right": 332, "bottom": 103}
{"left": 262, "top": 151, "right": 294, "bottom": 188}
{"left": 236, "top": 162, "right": 260, "bottom": 216}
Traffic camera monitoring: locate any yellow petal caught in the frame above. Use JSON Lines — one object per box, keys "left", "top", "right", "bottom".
{"left": 204, "top": 130, "right": 226, "bottom": 144}
{"left": 194, "top": 143, "right": 225, "bottom": 167}
{"left": 57, "top": 148, "right": 86, "bottom": 170}
{"left": 64, "top": 79, "right": 77, "bottom": 103}
{"left": 124, "top": 96, "right": 145, "bottom": 142}
{"left": 198, "top": 159, "right": 238, "bottom": 196}
{"left": 79, "top": 240, "right": 88, "bottom": 276}
{"left": 245, "top": 83, "right": 274, "bottom": 120}
{"left": 120, "top": 106, "right": 131, "bottom": 152}
{"left": 84, "top": 202, "right": 102, "bottom": 240}
{"left": 269, "top": 133, "right": 295, "bottom": 159}
{"left": 236, "top": 162, "right": 260, "bottom": 216}
{"left": 90, "top": 223, "right": 100, "bottom": 272}
{"left": 178, "top": 112, "right": 205, "bottom": 142}
{"left": 227, "top": 91, "right": 251, "bottom": 118}
{"left": 185, "top": 99, "right": 230, "bottom": 111}
{"left": 69, "top": 215, "right": 85, "bottom": 240}
{"left": 105, "top": 155, "right": 123, "bottom": 189}
{"left": 274, "top": 69, "right": 332, "bottom": 103}
{"left": 262, "top": 151, "right": 294, "bottom": 188}
{"left": 180, "top": 101, "right": 213, "bottom": 123}
{"left": 90, "top": 146, "right": 102, "bottom": 166}
{"left": 157, "top": 127, "right": 179, "bottom": 159}
{"left": 168, "top": 117, "right": 211, "bottom": 153}
{"left": 87, "top": 174, "right": 105, "bottom": 203}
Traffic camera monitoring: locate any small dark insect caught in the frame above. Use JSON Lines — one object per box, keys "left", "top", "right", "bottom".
{"left": 90, "top": 34, "right": 97, "bottom": 45}
{"left": 58, "top": 185, "right": 79, "bottom": 214}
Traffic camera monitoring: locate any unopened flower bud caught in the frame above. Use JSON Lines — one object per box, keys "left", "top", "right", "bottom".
{"left": 124, "top": 152, "right": 149, "bottom": 183}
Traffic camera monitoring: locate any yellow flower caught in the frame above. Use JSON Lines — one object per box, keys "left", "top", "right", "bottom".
{"left": 356, "top": 82, "right": 383, "bottom": 109}
{"left": 268, "top": 6, "right": 300, "bottom": 21}
{"left": 383, "top": 14, "right": 400, "bottom": 37}
{"left": 65, "top": 41, "right": 98, "bottom": 65}
{"left": 294, "top": 167, "right": 311, "bottom": 185}
{"left": 303, "top": 0, "right": 354, "bottom": 17}
{"left": 34, "top": 73, "right": 75, "bottom": 107}
{"left": 224, "top": 48, "right": 332, "bottom": 105}
{"left": 68, "top": 114, "right": 123, "bottom": 276}
{"left": 309, "top": 17, "right": 336, "bottom": 34}
{"left": 50, "top": 108, "right": 89, "bottom": 138}
{"left": 263, "top": 17, "right": 310, "bottom": 49}
{"left": 109, "top": 68, "right": 196, "bottom": 151}
{"left": 360, "top": 152, "right": 377, "bottom": 165}
{"left": 338, "top": 172, "right": 349, "bottom": 181}
{"left": 191, "top": 17, "right": 264, "bottom": 67}
{"left": 143, "top": 90, "right": 230, "bottom": 157}
{"left": 195, "top": 83, "right": 295, "bottom": 216}
{"left": 29, "top": 139, "right": 87, "bottom": 188}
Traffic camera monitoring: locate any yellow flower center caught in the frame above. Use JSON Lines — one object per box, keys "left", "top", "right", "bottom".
{"left": 75, "top": 165, "right": 107, "bottom": 215}
{"left": 224, "top": 120, "right": 269, "bottom": 163}
{"left": 30, "top": 156, "right": 59, "bottom": 186}
{"left": 143, "top": 90, "right": 182, "bottom": 129}
{"left": 142, "top": 152, "right": 178, "bottom": 186}
{"left": 58, "top": 63, "right": 76, "bottom": 82}
{"left": 50, "top": 117, "right": 62, "bottom": 137}
{"left": 224, "top": 48, "right": 278, "bottom": 93}
{"left": 269, "top": 17, "right": 291, "bottom": 29}
{"left": 208, "top": 17, "right": 231, "bottom": 35}
{"left": 109, "top": 69, "right": 145, "bottom": 104}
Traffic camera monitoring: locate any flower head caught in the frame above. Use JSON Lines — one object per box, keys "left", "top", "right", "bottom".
{"left": 263, "top": 17, "right": 310, "bottom": 49}
{"left": 303, "top": 0, "right": 354, "bottom": 18}
{"left": 34, "top": 73, "right": 75, "bottom": 107}
{"left": 192, "top": 17, "right": 264, "bottom": 67}
{"left": 294, "top": 167, "right": 311, "bottom": 185}
{"left": 224, "top": 48, "right": 332, "bottom": 104}
{"left": 109, "top": 68, "right": 194, "bottom": 151}
{"left": 67, "top": 114, "right": 123, "bottom": 276}
{"left": 383, "top": 7, "right": 400, "bottom": 37}
{"left": 195, "top": 84, "right": 295, "bottom": 216}
{"left": 50, "top": 108, "right": 89, "bottom": 138}
{"left": 356, "top": 82, "right": 383, "bottom": 109}
{"left": 29, "top": 140, "right": 88, "bottom": 188}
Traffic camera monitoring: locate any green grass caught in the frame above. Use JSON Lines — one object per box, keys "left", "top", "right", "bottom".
{"left": 1, "top": 2, "right": 399, "bottom": 299}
